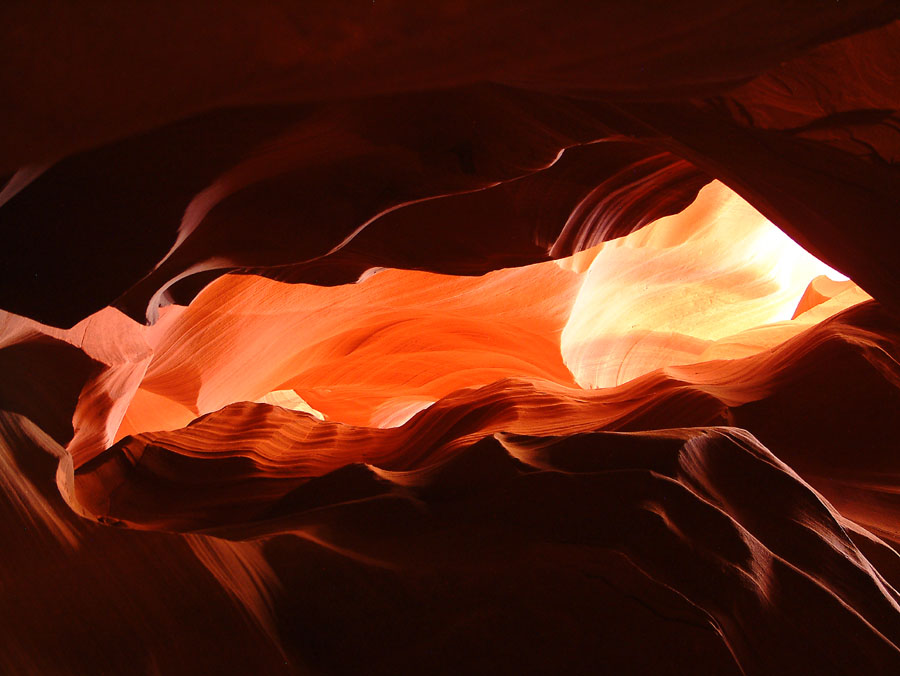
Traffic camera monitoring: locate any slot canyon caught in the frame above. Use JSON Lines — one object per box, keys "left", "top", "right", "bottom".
{"left": 1, "top": 3, "right": 899, "bottom": 674}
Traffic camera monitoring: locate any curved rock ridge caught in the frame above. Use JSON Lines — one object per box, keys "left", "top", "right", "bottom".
{"left": 1, "top": 85, "right": 704, "bottom": 327}
{"left": 60, "top": 299, "right": 900, "bottom": 675}
{"left": 69, "top": 299, "right": 898, "bottom": 531}
{"left": 6, "top": 398, "right": 900, "bottom": 675}
{"left": 1, "top": 6, "right": 897, "bottom": 327}
{"left": 71, "top": 423, "right": 900, "bottom": 674}
{"left": 0, "top": 412, "right": 291, "bottom": 675}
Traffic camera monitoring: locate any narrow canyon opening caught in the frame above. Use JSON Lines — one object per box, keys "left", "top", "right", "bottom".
{"left": 112, "top": 180, "right": 868, "bottom": 443}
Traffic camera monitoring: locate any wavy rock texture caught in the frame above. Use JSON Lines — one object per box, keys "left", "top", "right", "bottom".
{"left": 1, "top": 3, "right": 900, "bottom": 675}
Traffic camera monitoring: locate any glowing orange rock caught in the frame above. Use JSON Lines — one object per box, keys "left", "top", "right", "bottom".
{"left": 104, "top": 181, "right": 868, "bottom": 452}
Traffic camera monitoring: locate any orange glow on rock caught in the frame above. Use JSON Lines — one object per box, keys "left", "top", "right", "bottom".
{"left": 102, "top": 181, "right": 868, "bottom": 449}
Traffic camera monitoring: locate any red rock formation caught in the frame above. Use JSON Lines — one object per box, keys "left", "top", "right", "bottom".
{"left": 1, "top": 3, "right": 899, "bottom": 674}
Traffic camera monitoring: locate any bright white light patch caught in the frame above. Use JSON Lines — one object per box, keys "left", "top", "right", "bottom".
{"left": 560, "top": 181, "right": 868, "bottom": 389}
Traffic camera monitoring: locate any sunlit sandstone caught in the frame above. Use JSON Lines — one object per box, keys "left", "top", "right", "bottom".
{"left": 105, "top": 181, "right": 868, "bottom": 446}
